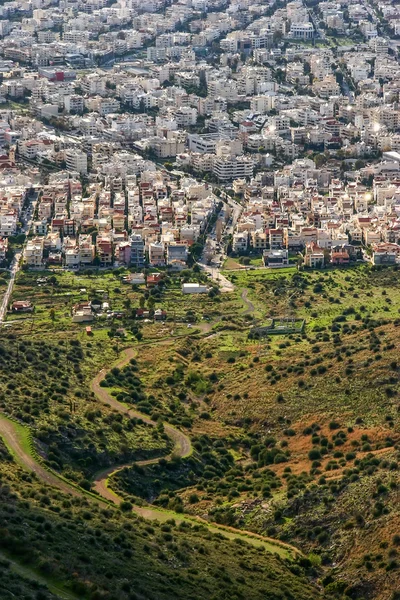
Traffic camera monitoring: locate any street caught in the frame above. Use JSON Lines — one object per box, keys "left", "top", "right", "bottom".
{"left": 196, "top": 191, "right": 243, "bottom": 292}
{"left": 0, "top": 190, "right": 39, "bottom": 324}
{"left": 0, "top": 252, "right": 21, "bottom": 323}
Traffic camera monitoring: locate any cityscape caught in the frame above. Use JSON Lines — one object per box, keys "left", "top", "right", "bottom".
{"left": 0, "top": 0, "right": 400, "bottom": 598}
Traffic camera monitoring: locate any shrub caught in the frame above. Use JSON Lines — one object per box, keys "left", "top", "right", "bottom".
{"left": 308, "top": 449, "right": 321, "bottom": 460}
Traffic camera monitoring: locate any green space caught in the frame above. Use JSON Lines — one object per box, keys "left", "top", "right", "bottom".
{"left": 326, "top": 35, "right": 356, "bottom": 47}
{"left": 0, "top": 436, "right": 320, "bottom": 600}
{"left": 0, "top": 336, "right": 171, "bottom": 484}
{"left": 3, "top": 263, "right": 400, "bottom": 598}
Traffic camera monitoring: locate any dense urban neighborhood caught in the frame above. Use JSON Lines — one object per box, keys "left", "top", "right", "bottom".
{"left": 0, "top": 0, "right": 399, "bottom": 276}
{"left": 2, "top": 0, "right": 400, "bottom": 599}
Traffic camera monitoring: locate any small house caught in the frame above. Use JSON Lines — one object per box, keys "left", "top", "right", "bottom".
{"left": 330, "top": 250, "right": 350, "bottom": 265}
{"left": 72, "top": 302, "right": 94, "bottom": 322}
{"left": 372, "top": 251, "right": 396, "bottom": 266}
{"left": 123, "top": 273, "right": 145, "bottom": 285}
{"left": 304, "top": 243, "right": 325, "bottom": 268}
{"left": 12, "top": 300, "right": 33, "bottom": 312}
{"left": 263, "top": 249, "right": 289, "bottom": 268}
{"left": 147, "top": 273, "right": 162, "bottom": 287}
{"left": 154, "top": 309, "right": 167, "bottom": 321}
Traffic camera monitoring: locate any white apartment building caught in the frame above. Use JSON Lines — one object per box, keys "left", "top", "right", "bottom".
{"left": 64, "top": 95, "right": 84, "bottom": 113}
{"left": 290, "top": 22, "right": 314, "bottom": 39}
{"left": 64, "top": 30, "right": 90, "bottom": 44}
{"left": 232, "top": 231, "right": 248, "bottom": 253}
{"left": 65, "top": 247, "right": 80, "bottom": 267}
{"left": 81, "top": 74, "right": 106, "bottom": 96}
{"left": 208, "top": 79, "right": 238, "bottom": 101}
{"left": 213, "top": 155, "right": 254, "bottom": 181}
{"left": 0, "top": 214, "right": 17, "bottom": 236}
{"left": 65, "top": 148, "right": 88, "bottom": 174}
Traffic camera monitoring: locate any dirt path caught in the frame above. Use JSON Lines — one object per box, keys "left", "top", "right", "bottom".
{"left": 91, "top": 348, "right": 300, "bottom": 557}
{"left": 91, "top": 348, "right": 191, "bottom": 501}
{"left": 241, "top": 288, "right": 255, "bottom": 315}
{"left": 0, "top": 347, "right": 302, "bottom": 559}
{"left": 0, "top": 415, "right": 79, "bottom": 497}
{"left": 91, "top": 347, "right": 192, "bottom": 467}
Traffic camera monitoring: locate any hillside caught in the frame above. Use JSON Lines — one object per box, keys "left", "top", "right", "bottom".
{"left": 0, "top": 438, "right": 322, "bottom": 600}
{"left": 2, "top": 264, "right": 400, "bottom": 599}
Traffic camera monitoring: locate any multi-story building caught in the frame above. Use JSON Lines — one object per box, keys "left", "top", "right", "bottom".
{"left": 65, "top": 148, "right": 88, "bottom": 174}
{"left": 290, "top": 22, "right": 314, "bottom": 39}
{"left": 213, "top": 155, "right": 254, "bottom": 182}
{"left": 0, "top": 237, "right": 8, "bottom": 263}
{"left": 25, "top": 237, "right": 44, "bottom": 267}
{"left": 130, "top": 233, "right": 145, "bottom": 268}
{"left": 166, "top": 242, "right": 188, "bottom": 266}
{"left": 149, "top": 241, "right": 165, "bottom": 266}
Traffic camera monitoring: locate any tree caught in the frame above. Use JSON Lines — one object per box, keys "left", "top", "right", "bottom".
{"left": 314, "top": 153, "right": 327, "bottom": 168}
{"left": 355, "top": 159, "right": 365, "bottom": 171}
{"left": 335, "top": 71, "right": 344, "bottom": 85}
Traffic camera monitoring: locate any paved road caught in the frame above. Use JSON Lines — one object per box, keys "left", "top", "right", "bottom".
{"left": 198, "top": 260, "right": 235, "bottom": 292}
{"left": 197, "top": 193, "right": 243, "bottom": 292}
{"left": 0, "top": 253, "right": 20, "bottom": 323}
{"left": 0, "top": 192, "right": 38, "bottom": 324}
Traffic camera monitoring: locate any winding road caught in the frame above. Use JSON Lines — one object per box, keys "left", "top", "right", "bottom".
{"left": 0, "top": 346, "right": 301, "bottom": 561}
{"left": 91, "top": 347, "right": 192, "bottom": 501}
{"left": 241, "top": 288, "right": 255, "bottom": 315}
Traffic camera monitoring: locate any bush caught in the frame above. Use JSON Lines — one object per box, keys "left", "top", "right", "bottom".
{"left": 308, "top": 449, "right": 321, "bottom": 460}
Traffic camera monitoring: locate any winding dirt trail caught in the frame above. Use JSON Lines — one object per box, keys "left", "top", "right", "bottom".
{"left": 91, "top": 346, "right": 192, "bottom": 505}
{"left": 241, "top": 288, "right": 255, "bottom": 315}
{"left": 91, "top": 348, "right": 301, "bottom": 557}
{"left": 0, "top": 344, "right": 302, "bottom": 559}
{"left": 0, "top": 415, "right": 80, "bottom": 497}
